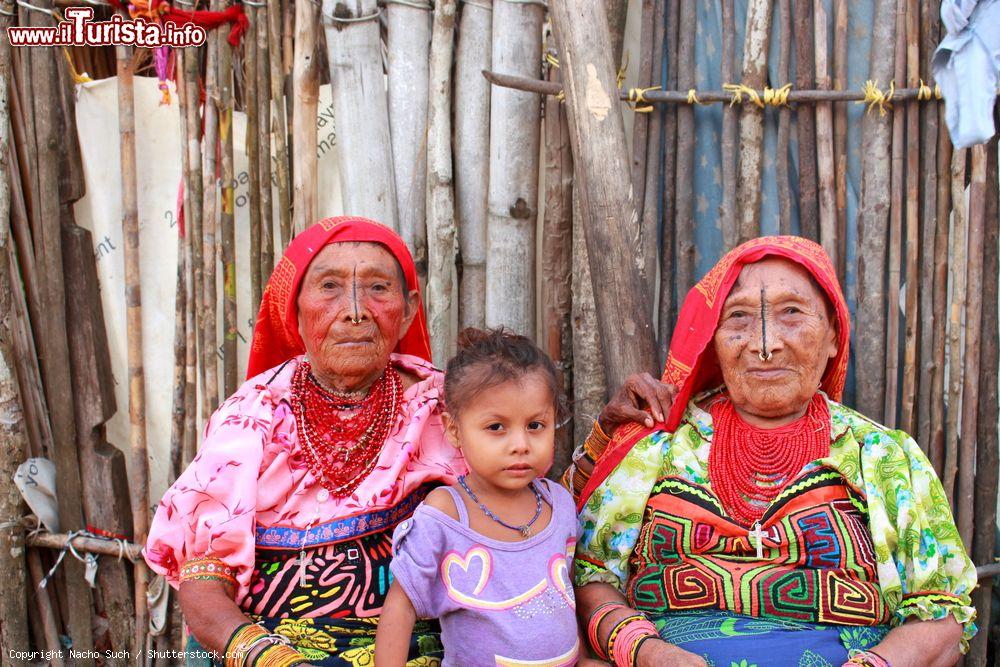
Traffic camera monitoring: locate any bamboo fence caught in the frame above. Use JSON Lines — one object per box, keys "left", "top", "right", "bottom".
{"left": 0, "top": 0, "right": 998, "bottom": 664}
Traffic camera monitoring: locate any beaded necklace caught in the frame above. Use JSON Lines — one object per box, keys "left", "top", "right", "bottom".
{"left": 291, "top": 360, "right": 402, "bottom": 497}
{"left": 457, "top": 475, "right": 543, "bottom": 538}
{"left": 708, "top": 393, "right": 830, "bottom": 526}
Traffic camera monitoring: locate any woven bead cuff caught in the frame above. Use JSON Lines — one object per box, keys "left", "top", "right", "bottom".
{"left": 254, "top": 642, "right": 307, "bottom": 667}
{"left": 180, "top": 557, "right": 238, "bottom": 587}
{"left": 583, "top": 421, "right": 612, "bottom": 461}
{"left": 224, "top": 623, "right": 268, "bottom": 667}
{"left": 586, "top": 601, "right": 627, "bottom": 660}
{"left": 609, "top": 616, "right": 658, "bottom": 667}
{"left": 847, "top": 649, "right": 892, "bottom": 667}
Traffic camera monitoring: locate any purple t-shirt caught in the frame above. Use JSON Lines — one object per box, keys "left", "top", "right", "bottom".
{"left": 390, "top": 478, "right": 580, "bottom": 667}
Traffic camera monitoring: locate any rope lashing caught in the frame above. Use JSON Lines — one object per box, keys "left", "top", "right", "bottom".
{"left": 626, "top": 85, "right": 661, "bottom": 113}
{"left": 323, "top": 6, "right": 382, "bottom": 23}
{"left": 917, "top": 79, "right": 943, "bottom": 101}
{"left": 686, "top": 89, "right": 704, "bottom": 105}
{"left": 545, "top": 52, "right": 559, "bottom": 69}
{"left": 723, "top": 82, "right": 792, "bottom": 108}
{"left": 859, "top": 79, "right": 895, "bottom": 115}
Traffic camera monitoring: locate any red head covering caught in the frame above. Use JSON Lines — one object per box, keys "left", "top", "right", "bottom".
{"left": 246, "top": 216, "right": 432, "bottom": 379}
{"left": 577, "top": 236, "right": 851, "bottom": 510}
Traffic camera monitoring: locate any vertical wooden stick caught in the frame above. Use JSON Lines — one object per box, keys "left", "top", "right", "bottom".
{"left": 117, "top": 42, "right": 149, "bottom": 659}
{"left": 484, "top": 0, "right": 544, "bottom": 335}
{"left": 268, "top": 0, "right": 291, "bottom": 249}
{"left": 814, "top": 0, "right": 837, "bottom": 261}
{"left": 571, "top": 189, "right": 608, "bottom": 438}
{"left": 719, "top": 0, "right": 738, "bottom": 248}
{"left": 956, "top": 144, "right": 986, "bottom": 546}
{"left": 775, "top": 0, "right": 793, "bottom": 227}
{"left": 455, "top": 1, "right": 491, "bottom": 329}
{"left": 246, "top": 9, "right": 263, "bottom": 312}
{"left": 202, "top": 4, "right": 220, "bottom": 417}
{"left": 387, "top": 0, "right": 431, "bottom": 282}
{"left": 219, "top": 2, "right": 238, "bottom": 396}
{"left": 928, "top": 108, "right": 952, "bottom": 474}
{"left": 658, "top": 0, "right": 679, "bottom": 359}
{"left": 794, "top": 0, "right": 818, "bottom": 239}
{"left": 169, "top": 238, "right": 187, "bottom": 482}
{"left": 181, "top": 46, "right": 204, "bottom": 431}
{"left": 883, "top": 0, "right": 906, "bottom": 428}
{"left": 292, "top": 0, "right": 319, "bottom": 235}
{"left": 640, "top": 0, "right": 665, "bottom": 314}
{"left": 943, "top": 148, "right": 967, "bottom": 501}
{"left": 27, "top": 550, "right": 64, "bottom": 665}
{"left": 735, "top": 0, "right": 773, "bottom": 243}
{"left": 674, "top": 0, "right": 696, "bottom": 294}
{"left": 425, "top": 0, "right": 457, "bottom": 365}
{"left": 832, "top": 0, "right": 848, "bottom": 281}
{"left": 854, "top": 0, "right": 896, "bottom": 421}
{"left": 257, "top": 3, "right": 274, "bottom": 279}
{"left": 631, "top": 0, "right": 656, "bottom": 225}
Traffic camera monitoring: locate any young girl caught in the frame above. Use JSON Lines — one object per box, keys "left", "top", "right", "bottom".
{"left": 375, "top": 328, "right": 599, "bottom": 667}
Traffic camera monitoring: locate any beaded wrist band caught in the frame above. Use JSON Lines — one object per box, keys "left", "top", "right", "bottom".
{"left": 610, "top": 616, "right": 659, "bottom": 667}
{"left": 584, "top": 421, "right": 612, "bottom": 461}
{"left": 587, "top": 601, "right": 627, "bottom": 660}
{"left": 605, "top": 614, "right": 645, "bottom": 662}
{"left": 847, "top": 649, "right": 892, "bottom": 667}
{"left": 253, "top": 642, "right": 307, "bottom": 667}
{"left": 224, "top": 623, "right": 269, "bottom": 667}
{"left": 180, "top": 557, "right": 238, "bottom": 588}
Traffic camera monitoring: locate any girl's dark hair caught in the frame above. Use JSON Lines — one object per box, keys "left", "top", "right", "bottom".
{"left": 444, "top": 327, "right": 568, "bottom": 423}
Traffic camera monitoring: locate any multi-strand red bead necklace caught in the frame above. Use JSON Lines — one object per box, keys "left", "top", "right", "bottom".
{"left": 708, "top": 393, "right": 831, "bottom": 526}
{"left": 291, "top": 360, "right": 403, "bottom": 497}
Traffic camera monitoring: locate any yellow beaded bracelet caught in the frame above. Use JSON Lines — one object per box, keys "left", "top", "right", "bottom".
{"left": 254, "top": 642, "right": 308, "bottom": 667}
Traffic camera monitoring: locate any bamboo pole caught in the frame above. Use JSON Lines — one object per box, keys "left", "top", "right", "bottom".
{"left": 220, "top": 0, "right": 238, "bottom": 397}
{"left": 549, "top": 0, "right": 658, "bottom": 391}
{"left": 202, "top": 3, "right": 220, "bottom": 419}
{"left": 0, "top": 6, "right": 30, "bottom": 646}
{"left": 292, "top": 0, "right": 319, "bottom": 235}
{"left": 943, "top": 148, "right": 967, "bottom": 501}
{"left": 674, "top": 0, "right": 696, "bottom": 294}
{"left": 658, "top": 0, "right": 679, "bottom": 360}
{"left": 883, "top": 0, "right": 906, "bottom": 428}
{"left": 915, "top": 0, "right": 941, "bottom": 451}
{"left": 928, "top": 102, "right": 952, "bottom": 474}
{"left": 543, "top": 56, "right": 574, "bottom": 474}
{"left": 246, "top": 7, "right": 263, "bottom": 312}
{"left": 323, "top": 0, "right": 399, "bottom": 227}
{"left": 484, "top": 0, "right": 543, "bottom": 335}
{"left": 117, "top": 42, "right": 149, "bottom": 659}
{"left": 387, "top": 0, "right": 431, "bottom": 283}
{"left": 631, "top": 0, "right": 656, "bottom": 225}
{"left": 170, "top": 240, "right": 187, "bottom": 480}
{"left": 955, "top": 144, "right": 986, "bottom": 547}
{"left": 257, "top": 3, "right": 274, "bottom": 279}
{"left": 719, "top": 0, "right": 738, "bottom": 248}
{"left": 268, "top": 0, "right": 291, "bottom": 249}
{"left": 735, "top": 0, "right": 773, "bottom": 243}
{"left": 775, "top": 0, "right": 793, "bottom": 228}
{"left": 32, "top": 0, "right": 93, "bottom": 655}
{"left": 181, "top": 45, "right": 204, "bottom": 433}
{"left": 833, "top": 0, "right": 848, "bottom": 281}
{"left": 814, "top": 0, "right": 836, "bottom": 261}
{"left": 794, "top": 0, "right": 818, "bottom": 240}
{"left": 425, "top": 0, "right": 457, "bottom": 365}
{"left": 27, "top": 531, "right": 143, "bottom": 561}
{"left": 454, "top": 0, "right": 491, "bottom": 329}
{"left": 854, "top": 0, "right": 896, "bottom": 422}
{"left": 640, "top": 0, "right": 665, "bottom": 314}
{"left": 968, "top": 134, "right": 998, "bottom": 667}
{"left": 899, "top": 0, "right": 921, "bottom": 435}
{"left": 26, "top": 550, "right": 63, "bottom": 666}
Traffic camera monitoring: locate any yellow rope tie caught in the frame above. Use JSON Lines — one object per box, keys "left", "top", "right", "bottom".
{"left": 917, "top": 79, "right": 933, "bottom": 101}
{"left": 686, "top": 89, "right": 703, "bottom": 105}
{"left": 763, "top": 83, "right": 792, "bottom": 106}
{"left": 545, "top": 53, "right": 560, "bottom": 69}
{"left": 616, "top": 52, "right": 629, "bottom": 90}
{"left": 859, "top": 79, "right": 894, "bottom": 116}
{"left": 556, "top": 90, "right": 566, "bottom": 103}
{"left": 626, "top": 85, "right": 661, "bottom": 113}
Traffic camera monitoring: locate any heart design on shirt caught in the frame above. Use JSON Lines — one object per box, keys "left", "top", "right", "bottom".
{"left": 548, "top": 553, "right": 575, "bottom": 609}
{"left": 442, "top": 546, "right": 492, "bottom": 596}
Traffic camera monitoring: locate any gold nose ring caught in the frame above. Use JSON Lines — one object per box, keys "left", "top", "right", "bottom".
{"left": 759, "top": 350, "right": 772, "bottom": 362}
{"left": 350, "top": 317, "right": 362, "bottom": 325}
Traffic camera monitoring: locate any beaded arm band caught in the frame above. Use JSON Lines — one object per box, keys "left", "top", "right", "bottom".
{"left": 586, "top": 601, "right": 627, "bottom": 660}
{"left": 180, "top": 557, "right": 238, "bottom": 588}
{"left": 224, "top": 623, "right": 307, "bottom": 667}
{"left": 607, "top": 614, "right": 659, "bottom": 667}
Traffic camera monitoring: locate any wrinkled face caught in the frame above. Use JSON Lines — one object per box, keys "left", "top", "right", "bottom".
{"left": 713, "top": 257, "right": 838, "bottom": 423}
{"left": 443, "top": 372, "right": 556, "bottom": 493}
{"left": 296, "top": 242, "right": 417, "bottom": 381}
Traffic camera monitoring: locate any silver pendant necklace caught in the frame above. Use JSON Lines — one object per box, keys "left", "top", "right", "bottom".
{"left": 457, "top": 475, "right": 543, "bottom": 538}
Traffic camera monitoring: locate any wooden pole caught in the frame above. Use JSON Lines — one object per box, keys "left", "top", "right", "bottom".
{"left": 968, "top": 134, "right": 998, "bottom": 667}
{"left": 943, "top": 147, "right": 967, "bottom": 502}
{"left": 658, "top": 0, "right": 679, "bottom": 359}
{"left": 832, "top": 0, "right": 848, "bottom": 281}
{"left": 27, "top": 531, "right": 143, "bottom": 561}
{"left": 484, "top": 0, "right": 544, "bottom": 335}
{"left": 549, "top": 0, "right": 659, "bottom": 390}
{"left": 543, "top": 57, "right": 574, "bottom": 474}
{"left": 268, "top": 0, "right": 291, "bottom": 249}
{"left": 202, "top": 4, "right": 220, "bottom": 420}
{"left": 854, "top": 0, "right": 896, "bottom": 422}
{"left": 181, "top": 46, "right": 204, "bottom": 433}
{"left": 631, "top": 0, "right": 656, "bottom": 225}
{"left": 292, "top": 0, "right": 319, "bottom": 235}
{"left": 117, "top": 41, "right": 149, "bottom": 659}
{"left": 425, "top": 0, "right": 457, "bottom": 365}
{"left": 928, "top": 102, "right": 952, "bottom": 474}
{"left": 257, "top": 3, "right": 274, "bottom": 279}
{"left": 220, "top": 0, "right": 238, "bottom": 397}
{"left": 674, "top": 0, "right": 696, "bottom": 293}
{"left": 32, "top": 0, "right": 94, "bottom": 655}
{"left": 719, "top": 0, "right": 738, "bottom": 248}
{"left": 246, "top": 8, "right": 263, "bottom": 312}
{"left": 454, "top": 0, "right": 491, "bottom": 329}
{"left": 898, "top": 0, "right": 920, "bottom": 435}
{"left": 915, "top": 0, "right": 941, "bottom": 451}
{"left": 605, "top": 0, "right": 628, "bottom": 66}
{"left": 794, "top": 0, "right": 818, "bottom": 239}
{"left": 387, "top": 0, "right": 431, "bottom": 283}
{"left": 814, "top": 0, "right": 836, "bottom": 260}
{"left": 26, "top": 550, "right": 63, "bottom": 666}
{"left": 955, "top": 144, "right": 986, "bottom": 547}
{"left": 775, "top": 0, "right": 793, "bottom": 228}
{"left": 735, "top": 0, "right": 773, "bottom": 243}
{"left": 640, "top": 0, "right": 665, "bottom": 314}
{"left": 883, "top": 0, "right": 906, "bottom": 428}
{"left": 323, "top": 0, "right": 399, "bottom": 227}
{"left": 0, "top": 7, "right": 30, "bottom": 646}
{"left": 170, "top": 240, "right": 188, "bottom": 481}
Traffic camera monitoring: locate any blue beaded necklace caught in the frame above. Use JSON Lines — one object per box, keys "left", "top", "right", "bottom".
{"left": 457, "top": 475, "right": 543, "bottom": 538}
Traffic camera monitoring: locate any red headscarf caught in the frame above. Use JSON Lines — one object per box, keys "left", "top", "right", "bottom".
{"left": 246, "top": 216, "right": 432, "bottom": 379}
{"left": 577, "top": 236, "right": 851, "bottom": 510}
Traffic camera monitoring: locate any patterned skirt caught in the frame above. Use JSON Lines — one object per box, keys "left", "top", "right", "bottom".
{"left": 653, "top": 609, "right": 890, "bottom": 667}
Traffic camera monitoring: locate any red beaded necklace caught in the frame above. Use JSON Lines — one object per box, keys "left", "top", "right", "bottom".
{"left": 291, "top": 360, "right": 403, "bottom": 497}
{"left": 708, "top": 393, "right": 831, "bottom": 526}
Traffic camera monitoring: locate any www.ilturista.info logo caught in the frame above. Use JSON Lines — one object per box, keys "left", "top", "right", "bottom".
{"left": 7, "top": 6, "right": 206, "bottom": 47}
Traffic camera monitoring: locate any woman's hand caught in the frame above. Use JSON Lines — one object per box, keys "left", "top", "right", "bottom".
{"left": 598, "top": 373, "right": 677, "bottom": 434}
{"left": 636, "top": 638, "right": 708, "bottom": 667}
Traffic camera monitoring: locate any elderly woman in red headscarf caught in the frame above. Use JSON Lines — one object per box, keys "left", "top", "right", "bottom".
{"left": 567, "top": 237, "right": 976, "bottom": 667}
{"left": 144, "top": 217, "right": 465, "bottom": 666}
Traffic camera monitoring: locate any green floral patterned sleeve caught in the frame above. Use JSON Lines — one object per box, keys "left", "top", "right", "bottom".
{"left": 858, "top": 426, "right": 978, "bottom": 651}
{"left": 574, "top": 432, "right": 666, "bottom": 590}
